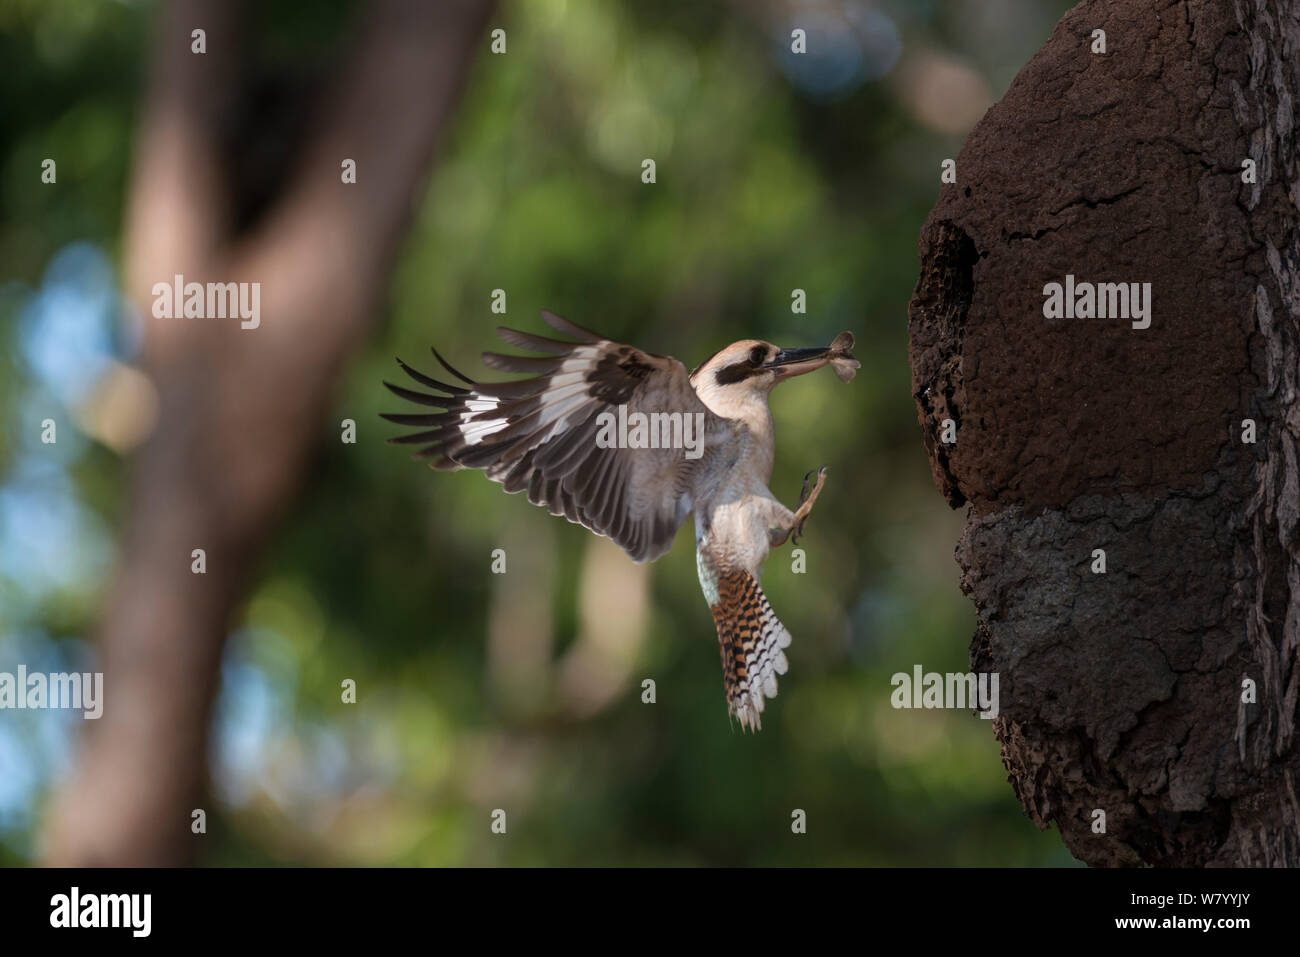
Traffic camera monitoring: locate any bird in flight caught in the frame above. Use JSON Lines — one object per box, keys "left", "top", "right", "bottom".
{"left": 382, "top": 311, "right": 859, "bottom": 730}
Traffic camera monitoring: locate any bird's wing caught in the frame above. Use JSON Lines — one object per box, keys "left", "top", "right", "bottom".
{"left": 382, "top": 310, "right": 735, "bottom": 563}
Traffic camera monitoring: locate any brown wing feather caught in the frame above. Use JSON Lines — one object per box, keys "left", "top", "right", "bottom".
{"left": 382, "top": 312, "right": 735, "bottom": 563}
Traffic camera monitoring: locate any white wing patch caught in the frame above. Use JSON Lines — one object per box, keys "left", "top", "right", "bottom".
{"left": 460, "top": 395, "right": 506, "bottom": 445}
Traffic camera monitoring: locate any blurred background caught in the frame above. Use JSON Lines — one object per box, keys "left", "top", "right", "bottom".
{"left": 0, "top": 0, "right": 1078, "bottom": 865}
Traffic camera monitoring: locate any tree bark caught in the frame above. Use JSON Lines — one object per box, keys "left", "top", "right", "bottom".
{"left": 909, "top": 0, "right": 1300, "bottom": 865}
{"left": 43, "top": 0, "right": 494, "bottom": 866}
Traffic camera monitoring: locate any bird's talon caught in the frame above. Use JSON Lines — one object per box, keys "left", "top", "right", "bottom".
{"left": 798, "top": 467, "right": 818, "bottom": 507}
{"left": 791, "top": 515, "right": 808, "bottom": 545}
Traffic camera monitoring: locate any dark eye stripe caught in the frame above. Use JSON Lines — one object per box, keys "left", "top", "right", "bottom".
{"left": 715, "top": 362, "right": 755, "bottom": 386}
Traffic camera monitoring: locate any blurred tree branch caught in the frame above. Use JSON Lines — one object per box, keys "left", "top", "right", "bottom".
{"left": 44, "top": 0, "right": 495, "bottom": 865}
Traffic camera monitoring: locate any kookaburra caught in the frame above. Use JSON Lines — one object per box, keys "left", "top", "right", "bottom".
{"left": 383, "top": 311, "right": 859, "bottom": 729}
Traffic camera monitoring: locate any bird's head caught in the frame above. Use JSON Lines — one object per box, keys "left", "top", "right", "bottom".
{"left": 690, "top": 334, "right": 858, "bottom": 412}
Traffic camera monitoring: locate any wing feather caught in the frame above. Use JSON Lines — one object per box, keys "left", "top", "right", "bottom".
{"left": 383, "top": 312, "right": 734, "bottom": 562}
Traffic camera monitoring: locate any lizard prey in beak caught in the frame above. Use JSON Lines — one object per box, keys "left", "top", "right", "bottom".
{"left": 765, "top": 331, "right": 860, "bottom": 382}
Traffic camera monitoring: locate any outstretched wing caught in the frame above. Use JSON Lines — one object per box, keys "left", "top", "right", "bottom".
{"left": 382, "top": 311, "right": 735, "bottom": 563}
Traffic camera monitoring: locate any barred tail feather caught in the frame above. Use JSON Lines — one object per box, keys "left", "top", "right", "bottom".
{"left": 708, "top": 569, "right": 792, "bottom": 731}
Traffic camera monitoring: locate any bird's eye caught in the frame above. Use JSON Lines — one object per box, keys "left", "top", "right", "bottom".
{"left": 750, "top": 346, "right": 767, "bottom": 365}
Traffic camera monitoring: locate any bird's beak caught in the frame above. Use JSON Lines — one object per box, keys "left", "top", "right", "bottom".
{"left": 764, "top": 346, "right": 835, "bottom": 378}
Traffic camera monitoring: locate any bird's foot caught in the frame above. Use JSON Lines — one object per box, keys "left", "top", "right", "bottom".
{"left": 790, "top": 466, "right": 827, "bottom": 546}
{"left": 797, "top": 469, "right": 813, "bottom": 509}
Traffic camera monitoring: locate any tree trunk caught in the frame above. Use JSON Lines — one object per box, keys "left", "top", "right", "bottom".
{"left": 43, "top": 0, "right": 494, "bottom": 866}
{"left": 909, "top": 0, "right": 1300, "bottom": 866}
